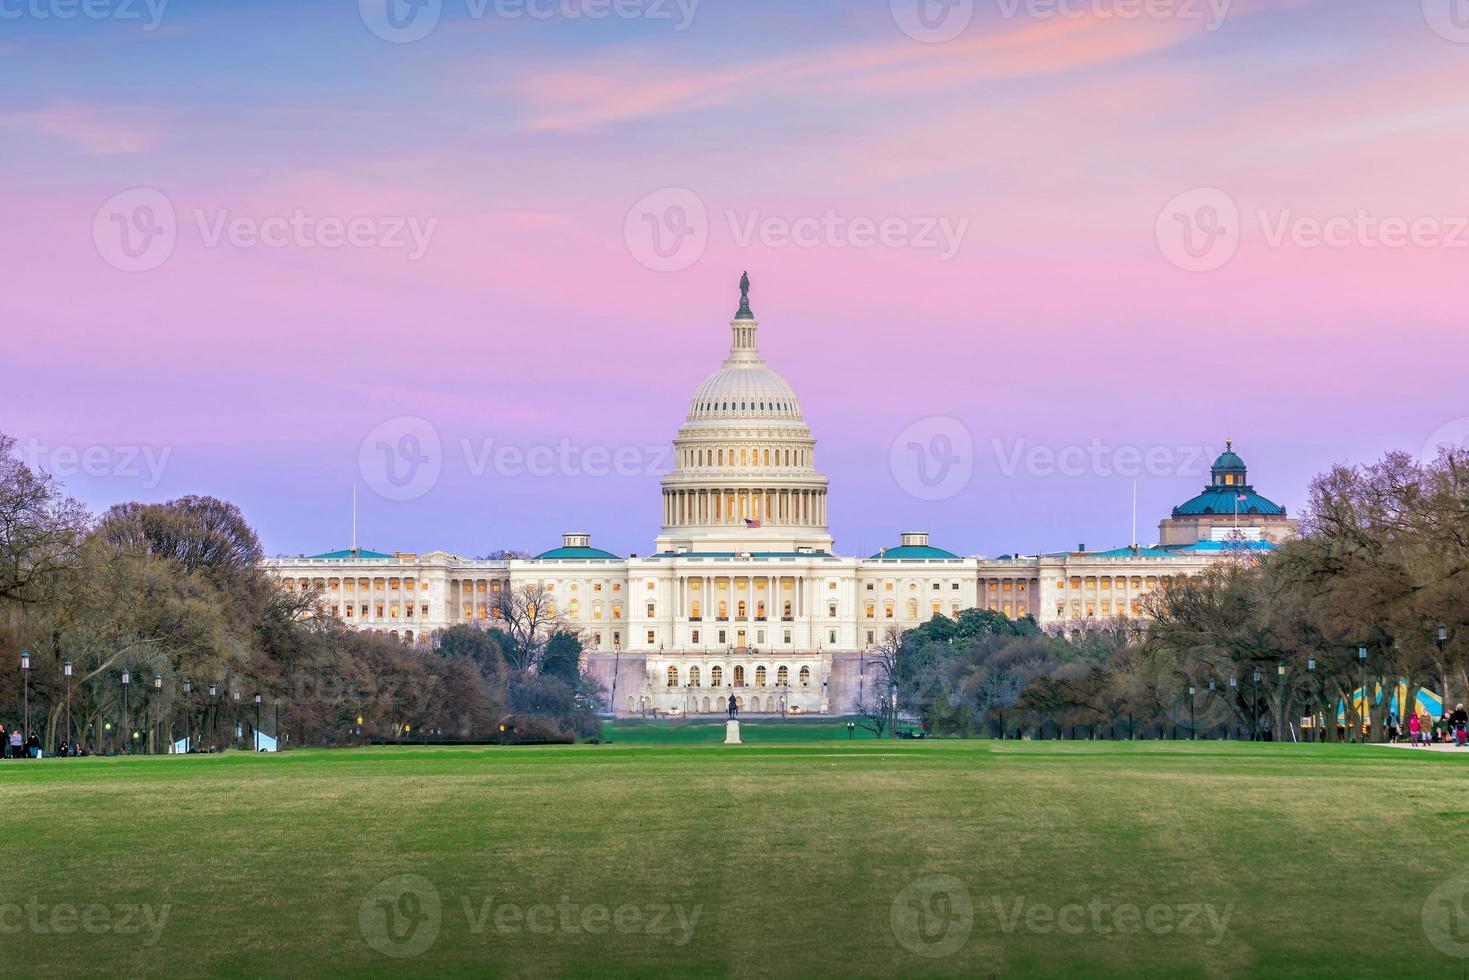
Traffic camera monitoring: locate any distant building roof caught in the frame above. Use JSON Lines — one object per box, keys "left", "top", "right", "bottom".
{"left": 1172, "top": 489, "right": 1286, "bottom": 517}
{"left": 1162, "top": 538, "right": 1277, "bottom": 553}
{"left": 535, "top": 545, "right": 621, "bottom": 560}
{"left": 307, "top": 548, "right": 397, "bottom": 560}
{"left": 870, "top": 545, "right": 960, "bottom": 560}
{"left": 1088, "top": 546, "right": 1178, "bottom": 558}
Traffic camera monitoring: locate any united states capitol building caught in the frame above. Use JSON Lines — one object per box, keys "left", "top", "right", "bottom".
{"left": 264, "top": 279, "right": 1297, "bottom": 717}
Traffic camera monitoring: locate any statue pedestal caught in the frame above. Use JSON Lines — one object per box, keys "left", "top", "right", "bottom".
{"left": 724, "top": 720, "right": 742, "bottom": 744}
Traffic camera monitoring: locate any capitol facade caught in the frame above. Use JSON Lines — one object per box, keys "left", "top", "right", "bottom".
{"left": 263, "top": 280, "right": 1297, "bottom": 717}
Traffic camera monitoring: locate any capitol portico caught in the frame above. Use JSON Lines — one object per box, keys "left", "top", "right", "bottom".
{"left": 263, "top": 277, "right": 1297, "bottom": 717}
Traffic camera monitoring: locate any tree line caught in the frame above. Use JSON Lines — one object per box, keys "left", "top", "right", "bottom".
{"left": 878, "top": 447, "right": 1468, "bottom": 741}
{"left": 0, "top": 432, "right": 601, "bottom": 753}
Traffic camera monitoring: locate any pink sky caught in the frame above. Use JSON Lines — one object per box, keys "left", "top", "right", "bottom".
{"left": 3, "top": 0, "right": 1467, "bottom": 558}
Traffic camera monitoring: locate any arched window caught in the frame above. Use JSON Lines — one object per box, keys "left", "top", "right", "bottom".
{"left": 718, "top": 449, "right": 724, "bottom": 465}
{"left": 799, "top": 666, "right": 811, "bottom": 687}
{"left": 569, "top": 598, "right": 580, "bottom": 617}
{"left": 782, "top": 601, "right": 792, "bottom": 618}
{"left": 907, "top": 599, "right": 918, "bottom": 619}
{"left": 777, "top": 665, "right": 789, "bottom": 685}
{"left": 711, "top": 665, "right": 723, "bottom": 686}
{"left": 763, "top": 449, "right": 770, "bottom": 466}
{"left": 756, "top": 601, "right": 766, "bottom": 619}
{"left": 737, "top": 600, "right": 747, "bottom": 619}
{"left": 718, "top": 600, "right": 728, "bottom": 619}
{"left": 734, "top": 665, "right": 746, "bottom": 687}
{"left": 689, "top": 666, "right": 701, "bottom": 687}
{"left": 667, "top": 666, "right": 678, "bottom": 687}
{"left": 756, "top": 666, "right": 767, "bottom": 687}
{"left": 740, "top": 449, "right": 748, "bottom": 465}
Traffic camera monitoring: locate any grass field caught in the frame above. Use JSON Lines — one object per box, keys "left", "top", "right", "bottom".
{"left": 4, "top": 730, "right": 1469, "bottom": 978}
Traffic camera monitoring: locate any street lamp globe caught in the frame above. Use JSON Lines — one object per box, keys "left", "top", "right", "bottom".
{"left": 1358, "top": 645, "right": 1368, "bottom": 661}
{"left": 1308, "top": 657, "right": 1316, "bottom": 672}
{"left": 122, "top": 669, "right": 130, "bottom": 686}
{"left": 208, "top": 683, "right": 217, "bottom": 698}
{"left": 21, "top": 651, "right": 30, "bottom": 670}
{"left": 63, "top": 660, "right": 72, "bottom": 677}
{"left": 1277, "top": 663, "right": 1286, "bottom": 677}
{"left": 1252, "top": 668, "right": 1261, "bottom": 684}
{"left": 1440, "top": 624, "right": 1450, "bottom": 643}
{"left": 153, "top": 673, "right": 162, "bottom": 690}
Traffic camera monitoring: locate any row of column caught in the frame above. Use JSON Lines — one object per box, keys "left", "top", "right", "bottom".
{"left": 674, "top": 574, "right": 809, "bottom": 620}
{"left": 662, "top": 488, "right": 827, "bottom": 527}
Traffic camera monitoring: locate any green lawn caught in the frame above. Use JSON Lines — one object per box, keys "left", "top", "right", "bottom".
{"left": 3, "top": 738, "right": 1468, "bottom": 977}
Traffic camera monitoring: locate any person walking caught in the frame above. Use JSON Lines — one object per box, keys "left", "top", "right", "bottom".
{"left": 8, "top": 727, "right": 22, "bottom": 759}
{"left": 1453, "top": 704, "right": 1468, "bottom": 747}
{"left": 1409, "top": 712, "right": 1422, "bottom": 747}
{"left": 26, "top": 731, "right": 40, "bottom": 759}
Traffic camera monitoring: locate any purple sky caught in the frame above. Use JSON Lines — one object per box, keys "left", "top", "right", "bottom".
{"left": 5, "top": 0, "right": 1468, "bottom": 559}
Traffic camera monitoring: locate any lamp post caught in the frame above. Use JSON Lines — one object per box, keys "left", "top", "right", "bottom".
{"left": 254, "top": 693, "right": 262, "bottom": 752}
{"left": 183, "top": 679, "right": 192, "bottom": 753}
{"left": 1277, "top": 662, "right": 1286, "bottom": 743}
{"left": 1307, "top": 657, "right": 1317, "bottom": 742}
{"left": 232, "top": 690, "right": 241, "bottom": 749}
{"left": 1439, "top": 623, "right": 1450, "bottom": 709}
{"left": 274, "top": 697, "right": 282, "bottom": 751}
{"left": 153, "top": 673, "right": 162, "bottom": 754}
{"left": 63, "top": 660, "right": 72, "bottom": 755}
{"left": 1251, "top": 667, "right": 1261, "bottom": 741}
{"left": 121, "top": 669, "right": 131, "bottom": 754}
{"left": 20, "top": 650, "right": 30, "bottom": 745}
{"left": 1228, "top": 675, "right": 1237, "bottom": 739}
{"left": 847, "top": 721, "right": 855, "bottom": 741}
{"left": 1358, "top": 645, "right": 1369, "bottom": 743}
{"left": 1188, "top": 684, "right": 1196, "bottom": 740}
{"left": 208, "top": 683, "right": 217, "bottom": 751}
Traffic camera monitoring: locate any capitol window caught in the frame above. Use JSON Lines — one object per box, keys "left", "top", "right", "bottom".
{"left": 711, "top": 666, "right": 723, "bottom": 685}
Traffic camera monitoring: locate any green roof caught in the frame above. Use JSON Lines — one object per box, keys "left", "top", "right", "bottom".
{"left": 534, "top": 546, "right": 621, "bottom": 560}
{"left": 870, "top": 545, "right": 960, "bottom": 560}
{"left": 1212, "top": 449, "right": 1246, "bottom": 472}
{"left": 1173, "top": 489, "right": 1285, "bottom": 517}
{"left": 1088, "top": 546, "right": 1177, "bottom": 558}
{"left": 307, "top": 549, "right": 396, "bottom": 560}
{"left": 647, "top": 551, "right": 833, "bottom": 559}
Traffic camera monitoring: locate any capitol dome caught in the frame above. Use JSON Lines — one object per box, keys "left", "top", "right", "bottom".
{"left": 654, "top": 275, "right": 832, "bottom": 556}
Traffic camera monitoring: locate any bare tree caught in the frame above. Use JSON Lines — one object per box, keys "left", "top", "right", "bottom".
{"left": 491, "top": 582, "right": 567, "bottom": 672}
{"left": 0, "top": 433, "right": 90, "bottom": 605}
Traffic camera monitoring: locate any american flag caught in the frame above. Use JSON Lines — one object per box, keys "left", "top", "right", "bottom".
{"left": 745, "top": 518, "right": 762, "bottom": 528}
{"left": 1236, "top": 494, "right": 1248, "bottom": 502}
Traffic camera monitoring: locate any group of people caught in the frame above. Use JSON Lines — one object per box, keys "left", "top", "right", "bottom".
{"left": 0, "top": 724, "right": 89, "bottom": 758}
{"left": 1394, "top": 703, "right": 1469, "bottom": 746}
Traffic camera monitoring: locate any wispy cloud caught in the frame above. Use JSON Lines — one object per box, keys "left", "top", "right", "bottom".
{"left": 0, "top": 103, "right": 162, "bottom": 155}
{"left": 503, "top": 14, "right": 1207, "bottom": 131}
